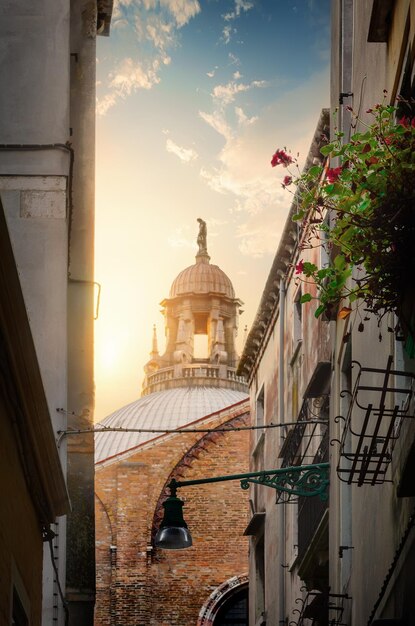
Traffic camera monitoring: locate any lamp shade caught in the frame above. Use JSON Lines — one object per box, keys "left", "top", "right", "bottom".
{"left": 154, "top": 495, "right": 193, "bottom": 550}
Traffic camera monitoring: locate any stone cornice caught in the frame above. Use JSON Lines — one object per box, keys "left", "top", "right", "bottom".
{"left": 237, "top": 109, "right": 330, "bottom": 384}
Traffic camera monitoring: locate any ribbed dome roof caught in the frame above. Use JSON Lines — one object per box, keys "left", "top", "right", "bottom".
{"left": 95, "top": 386, "right": 248, "bottom": 464}
{"left": 169, "top": 257, "right": 235, "bottom": 299}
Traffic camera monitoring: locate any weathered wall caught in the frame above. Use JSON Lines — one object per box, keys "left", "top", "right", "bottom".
{"left": 95, "top": 403, "right": 250, "bottom": 626}
{"left": 66, "top": 1, "right": 97, "bottom": 623}
{"left": 0, "top": 0, "right": 70, "bottom": 610}
{"left": 329, "top": 2, "right": 415, "bottom": 624}
{"left": 0, "top": 1, "right": 99, "bottom": 625}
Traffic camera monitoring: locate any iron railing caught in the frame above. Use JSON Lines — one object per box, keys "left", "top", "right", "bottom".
{"left": 281, "top": 396, "right": 329, "bottom": 468}
{"left": 334, "top": 356, "right": 415, "bottom": 485}
{"left": 290, "top": 587, "right": 351, "bottom": 626}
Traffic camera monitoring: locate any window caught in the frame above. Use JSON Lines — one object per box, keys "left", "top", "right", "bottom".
{"left": 395, "top": 20, "right": 414, "bottom": 118}
{"left": 293, "top": 288, "right": 302, "bottom": 351}
{"left": 254, "top": 536, "right": 265, "bottom": 623}
{"left": 193, "top": 334, "right": 208, "bottom": 358}
{"left": 255, "top": 386, "right": 264, "bottom": 442}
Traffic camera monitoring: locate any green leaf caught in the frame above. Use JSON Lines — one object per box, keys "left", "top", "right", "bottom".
{"left": 307, "top": 165, "right": 323, "bottom": 177}
{"left": 300, "top": 293, "right": 312, "bottom": 303}
{"left": 292, "top": 211, "right": 305, "bottom": 221}
{"left": 320, "top": 143, "right": 335, "bottom": 156}
{"left": 334, "top": 254, "right": 346, "bottom": 270}
{"left": 302, "top": 262, "right": 318, "bottom": 276}
{"left": 314, "top": 304, "right": 326, "bottom": 318}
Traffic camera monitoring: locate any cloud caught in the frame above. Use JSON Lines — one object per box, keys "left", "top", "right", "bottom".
{"left": 198, "top": 110, "right": 232, "bottom": 140}
{"left": 96, "top": 93, "right": 117, "bottom": 116}
{"left": 223, "top": 0, "right": 254, "bottom": 21}
{"left": 197, "top": 68, "right": 329, "bottom": 257}
{"left": 166, "top": 138, "right": 198, "bottom": 162}
{"left": 236, "top": 213, "right": 285, "bottom": 258}
{"left": 222, "top": 25, "right": 233, "bottom": 44}
{"left": 109, "top": 57, "right": 162, "bottom": 95}
{"left": 97, "top": 0, "right": 200, "bottom": 115}
{"left": 207, "top": 66, "right": 218, "bottom": 78}
{"left": 198, "top": 76, "right": 266, "bottom": 137}
{"left": 212, "top": 79, "right": 268, "bottom": 106}
{"left": 228, "top": 52, "right": 240, "bottom": 66}
{"left": 160, "top": 0, "right": 201, "bottom": 27}
{"left": 235, "top": 106, "right": 258, "bottom": 126}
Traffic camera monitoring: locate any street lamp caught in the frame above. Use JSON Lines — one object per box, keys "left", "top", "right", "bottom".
{"left": 154, "top": 462, "right": 329, "bottom": 550}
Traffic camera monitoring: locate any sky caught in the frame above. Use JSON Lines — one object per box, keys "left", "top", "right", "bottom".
{"left": 94, "top": 0, "right": 331, "bottom": 420}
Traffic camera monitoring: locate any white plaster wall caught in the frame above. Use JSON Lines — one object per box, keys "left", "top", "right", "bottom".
{"left": 0, "top": 177, "right": 68, "bottom": 427}
{"left": 0, "top": 1, "right": 70, "bottom": 145}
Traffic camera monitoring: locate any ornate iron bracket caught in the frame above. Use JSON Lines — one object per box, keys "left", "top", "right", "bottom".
{"left": 168, "top": 462, "right": 329, "bottom": 500}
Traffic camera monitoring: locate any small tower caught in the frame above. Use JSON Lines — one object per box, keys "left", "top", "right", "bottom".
{"left": 142, "top": 219, "right": 246, "bottom": 395}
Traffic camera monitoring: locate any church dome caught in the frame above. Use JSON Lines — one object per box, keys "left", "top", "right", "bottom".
{"left": 95, "top": 386, "right": 248, "bottom": 464}
{"left": 169, "top": 256, "right": 235, "bottom": 299}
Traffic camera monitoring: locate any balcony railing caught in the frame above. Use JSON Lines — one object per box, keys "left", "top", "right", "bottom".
{"left": 143, "top": 364, "right": 247, "bottom": 394}
{"left": 290, "top": 587, "right": 351, "bottom": 626}
{"left": 334, "top": 356, "right": 415, "bottom": 486}
{"left": 281, "top": 396, "right": 329, "bottom": 468}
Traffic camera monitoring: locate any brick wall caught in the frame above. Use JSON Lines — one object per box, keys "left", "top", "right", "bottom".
{"left": 95, "top": 401, "right": 250, "bottom": 625}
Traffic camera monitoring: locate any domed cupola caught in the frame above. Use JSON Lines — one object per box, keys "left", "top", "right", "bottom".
{"left": 142, "top": 219, "right": 246, "bottom": 395}
{"left": 169, "top": 257, "right": 236, "bottom": 299}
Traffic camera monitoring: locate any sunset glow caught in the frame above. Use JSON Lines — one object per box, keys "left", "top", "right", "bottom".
{"left": 94, "top": 0, "right": 331, "bottom": 419}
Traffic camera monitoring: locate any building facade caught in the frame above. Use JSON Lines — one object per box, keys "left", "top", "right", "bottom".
{"left": 239, "top": 2, "right": 415, "bottom": 625}
{"left": 0, "top": 2, "right": 113, "bottom": 624}
{"left": 95, "top": 228, "right": 251, "bottom": 625}
{"left": 0, "top": 198, "right": 69, "bottom": 626}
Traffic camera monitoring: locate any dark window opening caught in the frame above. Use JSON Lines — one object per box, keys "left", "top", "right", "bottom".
{"left": 214, "top": 587, "right": 249, "bottom": 626}
{"left": 12, "top": 587, "right": 28, "bottom": 626}
{"left": 396, "top": 36, "right": 415, "bottom": 118}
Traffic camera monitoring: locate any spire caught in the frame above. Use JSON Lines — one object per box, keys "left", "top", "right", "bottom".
{"left": 150, "top": 324, "right": 159, "bottom": 358}
{"left": 196, "top": 217, "right": 210, "bottom": 264}
{"left": 243, "top": 324, "right": 248, "bottom": 347}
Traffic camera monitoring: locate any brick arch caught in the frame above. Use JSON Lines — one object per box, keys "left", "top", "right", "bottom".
{"left": 95, "top": 491, "right": 115, "bottom": 546}
{"left": 150, "top": 409, "right": 249, "bottom": 543}
{"left": 197, "top": 573, "right": 249, "bottom": 626}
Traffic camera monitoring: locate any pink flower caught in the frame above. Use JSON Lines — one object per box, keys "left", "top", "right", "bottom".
{"left": 326, "top": 166, "right": 342, "bottom": 183}
{"left": 282, "top": 175, "right": 292, "bottom": 186}
{"left": 271, "top": 149, "right": 294, "bottom": 168}
{"left": 295, "top": 260, "right": 304, "bottom": 274}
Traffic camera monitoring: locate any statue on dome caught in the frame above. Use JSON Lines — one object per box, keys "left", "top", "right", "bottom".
{"left": 197, "top": 218, "right": 207, "bottom": 255}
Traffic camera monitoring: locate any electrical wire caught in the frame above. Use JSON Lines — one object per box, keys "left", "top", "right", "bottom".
{"left": 57, "top": 419, "right": 328, "bottom": 438}
{"left": 44, "top": 527, "right": 69, "bottom": 626}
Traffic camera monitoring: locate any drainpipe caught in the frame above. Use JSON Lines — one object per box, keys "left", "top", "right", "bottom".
{"left": 278, "top": 277, "right": 286, "bottom": 625}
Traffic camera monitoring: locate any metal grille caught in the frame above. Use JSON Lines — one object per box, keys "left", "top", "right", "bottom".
{"left": 334, "top": 356, "right": 415, "bottom": 485}
{"left": 281, "top": 396, "right": 329, "bottom": 468}
{"left": 290, "top": 588, "right": 351, "bottom": 626}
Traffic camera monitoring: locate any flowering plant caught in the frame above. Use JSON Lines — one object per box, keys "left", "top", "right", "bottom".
{"left": 272, "top": 101, "right": 415, "bottom": 329}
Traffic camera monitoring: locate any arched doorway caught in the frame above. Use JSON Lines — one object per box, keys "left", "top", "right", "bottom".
{"left": 197, "top": 574, "right": 248, "bottom": 626}
{"left": 213, "top": 586, "right": 248, "bottom": 625}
